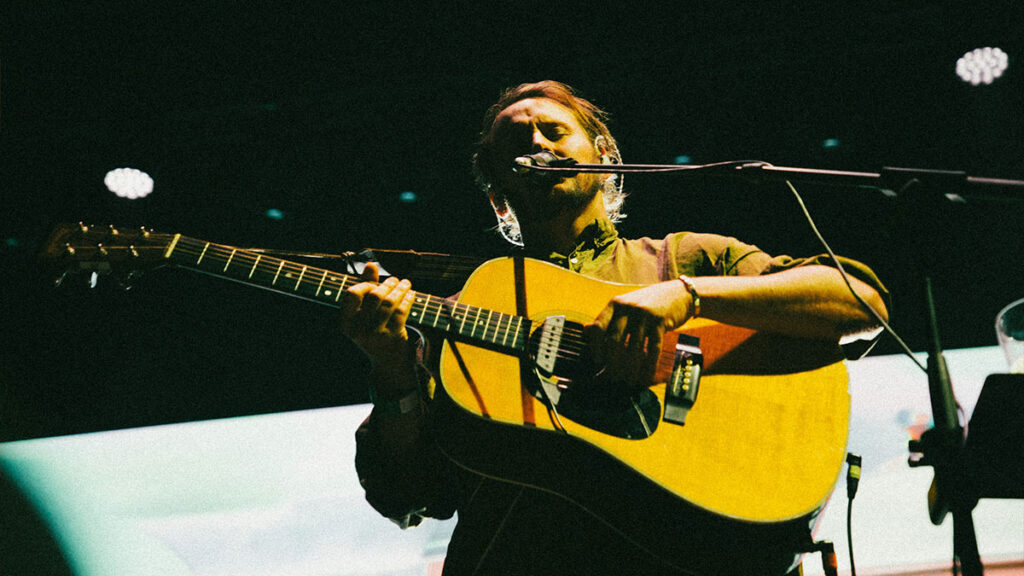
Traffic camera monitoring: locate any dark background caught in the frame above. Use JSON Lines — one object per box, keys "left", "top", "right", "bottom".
{"left": 2, "top": 2, "right": 1022, "bottom": 441}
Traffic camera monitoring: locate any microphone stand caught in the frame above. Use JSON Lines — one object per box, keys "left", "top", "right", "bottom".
{"left": 526, "top": 160, "right": 1024, "bottom": 575}
{"left": 526, "top": 160, "right": 1024, "bottom": 202}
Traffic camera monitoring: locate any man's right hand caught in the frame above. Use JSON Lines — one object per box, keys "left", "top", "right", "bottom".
{"left": 340, "top": 262, "right": 418, "bottom": 385}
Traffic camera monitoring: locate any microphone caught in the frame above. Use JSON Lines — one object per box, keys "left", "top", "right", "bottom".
{"left": 513, "top": 151, "right": 579, "bottom": 176}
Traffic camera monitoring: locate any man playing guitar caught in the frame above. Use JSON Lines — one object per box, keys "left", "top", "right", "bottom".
{"left": 343, "top": 81, "right": 889, "bottom": 575}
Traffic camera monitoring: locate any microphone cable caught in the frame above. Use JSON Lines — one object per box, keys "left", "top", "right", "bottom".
{"left": 783, "top": 179, "right": 926, "bottom": 374}
{"left": 846, "top": 453, "right": 863, "bottom": 576}
{"left": 522, "top": 156, "right": 928, "bottom": 374}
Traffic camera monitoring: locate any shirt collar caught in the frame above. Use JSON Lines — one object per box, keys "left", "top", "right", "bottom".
{"left": 539, "top": 218, "right": 619, "bottom": 268}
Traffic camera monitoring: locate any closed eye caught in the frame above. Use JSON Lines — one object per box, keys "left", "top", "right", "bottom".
{"left": 540, "top": 123, "right": 570, "bottom": 140}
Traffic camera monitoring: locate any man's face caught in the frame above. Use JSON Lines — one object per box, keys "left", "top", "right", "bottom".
{"left": 485, "top": 98, "right": 605, "bottom": 221}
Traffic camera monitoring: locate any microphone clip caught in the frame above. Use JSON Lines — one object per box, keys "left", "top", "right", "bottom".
{"left": 513, "top": 151, "right": 579, "bottom": 175}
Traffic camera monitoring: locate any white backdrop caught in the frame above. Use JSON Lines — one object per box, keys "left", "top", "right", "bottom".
{"left": 2, "top": 347, "right": 1020, "bottom": 576}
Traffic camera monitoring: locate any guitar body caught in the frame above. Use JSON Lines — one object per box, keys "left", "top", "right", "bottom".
{"left": 436, "top": 257, "right": 850, "bottom": 573}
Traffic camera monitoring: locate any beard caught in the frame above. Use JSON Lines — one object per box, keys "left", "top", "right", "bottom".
{"left": 512, "top": 171, "right": 604, "bottom": 223}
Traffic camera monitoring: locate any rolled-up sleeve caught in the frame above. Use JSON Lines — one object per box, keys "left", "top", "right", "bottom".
{"left": 669, "top": 232, "right": 890, "bottom": 358}
{"left": 353, "top": 338, "right": 458, "bottom": 528}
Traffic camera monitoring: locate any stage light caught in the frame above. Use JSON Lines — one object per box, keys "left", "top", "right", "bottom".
{"left": 674, "top": 155, "right": 692, "bottom": 165}
{"left": 399, "top": 190, "right": 418, "bottom": 203}
{"left": 104, "top": 168, "right": 154, "bottom": 199}
{"left": 822, "top": 138, "right": 840, "bottom": 149}
{"left": 956, "top": 47, "right": 1008, "bottom": 85}
{"left": 265, "top": 208, "right": 284, "bottom": 221}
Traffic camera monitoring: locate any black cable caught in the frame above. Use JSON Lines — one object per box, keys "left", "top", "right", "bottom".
{"left": 847, "top": 498, "right": 856, "bottom": 576}
{"left": 530, "top": 162, "right": 931, "bottom": 375}
{"left": 784, "top": 180, "right": 926, "bottom": 373}
{"left": 846, "top": 453, "right": 862, "bottom": 576}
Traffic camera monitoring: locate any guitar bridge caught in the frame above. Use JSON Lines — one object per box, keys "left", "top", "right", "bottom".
{"left": 664, "top": 333, "right": 703, "bottom": 426}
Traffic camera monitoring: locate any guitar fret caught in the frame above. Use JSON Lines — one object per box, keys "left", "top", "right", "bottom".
{"left": 466, "top": 306, "right": 478, "bottom": 336}
{"left": 485, "top": 309, "right": 494, "bottom": 342}
{"left": 272, "top": 261, "right": 285, "bottom": 285}
{"left": 443, "top": 301, "right": 453, "bottom": 330}
{"left": 429, "top": 295, "right": 441, "bottom": 328}
{"left": 164, "top": 234, "right": 182, "bottom": 259}
{"left": 457, "top": 304, "right": 469, "bottom": 335}
{"left": 510, "top": 316, "right": 523, "bottom": 348}
{"left": 196, "top": 242, "right": 210, "bottom": 265}
{"left": 249, "top": 255, "right": 262, "bottom": 279}
{"left": 500, "top": 313, "right": 510, "bottom": 346}
{"left": 468, "top": 306, "right": 480, "bottom": 338}
{"left": 295, "top": 266, "right": 307, "bottom": 290}
{"left": 409, "top": 295, "right": 422, "bottom": 321}
{"left": 315, "top": 270, "right": 328, "bottom": 296}
{"left": 223, "top": 249, "right": 237, "bottom": 272}
{"left": 334, "top": 277, "right": 345, "bottom": 301}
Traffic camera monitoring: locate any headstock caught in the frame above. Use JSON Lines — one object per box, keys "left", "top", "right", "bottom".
{"left": 42, "top": 223, "right": 174, "bottom": 289}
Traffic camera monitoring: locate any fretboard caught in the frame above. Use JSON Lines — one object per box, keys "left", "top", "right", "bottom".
{"left": 161, "top": 234, "right": 530, "bottom": 353}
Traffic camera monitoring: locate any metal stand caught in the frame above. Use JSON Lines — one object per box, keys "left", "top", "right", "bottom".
{"left": 523, "top": 159, "right": 1024, "bottom": 575}
{"left": 889, "top": 173, "right": 982, "bottom": 576}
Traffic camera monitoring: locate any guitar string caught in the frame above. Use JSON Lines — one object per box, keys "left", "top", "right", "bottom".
{"left": 153, "top": 240, "right": 675, "bottom": 371}
{"left": 167, "top": 241, "right": 595, "bottom": 359}
{"left": 167, "top": 242, "right": 612, "bottom": 361}
{"left": 164, "top": 241, "right": 597, "bottom": 358}
{"left": 96, "top": 235, "right": 666, "bottom": 368}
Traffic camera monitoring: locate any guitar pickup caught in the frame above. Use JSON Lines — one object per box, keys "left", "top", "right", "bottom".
{"left": 664, "top": 333, "right": 702, "bottom": 426}
{"left": 535, "top": 315, "right": 565, "bottom": 375}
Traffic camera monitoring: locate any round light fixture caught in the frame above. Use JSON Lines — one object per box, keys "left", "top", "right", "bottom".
{"left": 104, "top": 168, "right": 154, "bottom": 199}
{"left": 956, "top": 47, "right": 1008, "bottom": 86}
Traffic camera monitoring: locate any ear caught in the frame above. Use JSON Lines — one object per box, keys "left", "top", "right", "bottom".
{"left": 594, "top": 135, "right": 612, "bottom": 164}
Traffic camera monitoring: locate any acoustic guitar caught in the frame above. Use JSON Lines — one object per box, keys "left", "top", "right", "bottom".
{"left": 45, "top": 223, "right": 850, "bottom": 574}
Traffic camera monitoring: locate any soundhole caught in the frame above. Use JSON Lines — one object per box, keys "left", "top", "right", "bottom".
{"left": 551, "top": 382, "right": 661, "bottom": 440}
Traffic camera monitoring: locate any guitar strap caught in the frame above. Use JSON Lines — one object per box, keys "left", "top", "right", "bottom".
{"left": 512, "top": 256, "right": 537, "bottom": 425}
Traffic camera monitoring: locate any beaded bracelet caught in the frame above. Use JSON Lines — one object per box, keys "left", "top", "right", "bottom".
{"left": 678, "top": 274, "right": 702, "bottom": 318}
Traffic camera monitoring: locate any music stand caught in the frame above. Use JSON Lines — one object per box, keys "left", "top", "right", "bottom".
{"left": 963, "top": 374, "right": 1024, "bottom": 500}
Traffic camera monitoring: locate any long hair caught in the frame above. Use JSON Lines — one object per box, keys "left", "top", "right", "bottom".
{"left": 471, "top": 81, "right": 626, "bottom": 245}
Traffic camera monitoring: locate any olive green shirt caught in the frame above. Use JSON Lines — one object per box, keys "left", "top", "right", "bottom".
{"left": 356, "top": 219, "right": 888, "bottom": 575}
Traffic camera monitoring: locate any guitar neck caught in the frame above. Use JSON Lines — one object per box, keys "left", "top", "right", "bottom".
{"left": 160, "top": 234, "right": 529, "bottom": 353}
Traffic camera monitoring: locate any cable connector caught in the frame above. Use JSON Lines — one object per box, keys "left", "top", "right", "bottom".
{"left": 810, "top": 540, "right": 838, "bottom": 576}
{"left": 846, "top": 452, "right": 862, "bottom": 500}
